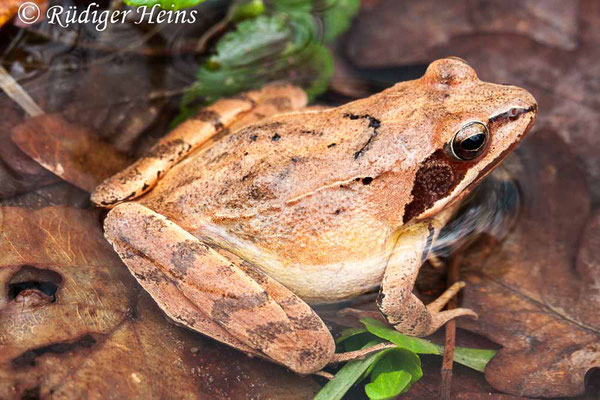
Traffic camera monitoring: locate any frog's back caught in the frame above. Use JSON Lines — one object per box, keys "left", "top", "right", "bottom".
{"left": 141, "top": 89, "right": 424, "bottom": 284}
{"left": 141, "top": 102, "right": 417, "bottom": 301}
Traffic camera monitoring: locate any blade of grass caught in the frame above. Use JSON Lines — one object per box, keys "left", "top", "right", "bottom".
{"left": 314, "top": 341, "right": 380, "bottom": 400}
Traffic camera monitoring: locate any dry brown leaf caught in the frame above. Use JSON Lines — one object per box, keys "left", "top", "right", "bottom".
{"left": 455, "top": 131, "right": 599, "bottom": 398}
{"left": 346, "top": 0, "right": 579, "bottom": 67}
{"left": 0, "top": 182, "right": 89, "bottom": 209}
{"left": 0, "top": 0, "right": 45, "bottom": 28}
{"left": 404, "top": 354, "right": 530, "bottom": 400}
{"left": 0, "top": 206, "right": 319, "bottom": 399}
{"left": 11, "top": 114, "right": 131, "bottom": 192}
{"left": 0, "top": 103, "right": 59, "bottom": 199}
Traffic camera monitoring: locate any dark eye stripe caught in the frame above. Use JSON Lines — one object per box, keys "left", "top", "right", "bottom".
{"left": 403, "top": 149, "right": 469, "bottom": 223}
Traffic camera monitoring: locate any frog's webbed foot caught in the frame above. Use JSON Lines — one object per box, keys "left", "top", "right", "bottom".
{"left": 377, "top": 221, "right": 478, "bottom": 337}
{"left": 104, "top": 202, "right": 334, "bottom": 374}
{"left": 91, "top": 83, "right": 307, "bottom": 208}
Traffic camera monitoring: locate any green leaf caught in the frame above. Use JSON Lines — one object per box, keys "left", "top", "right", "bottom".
{"left": 365, "top": 369, "right": 411, "bottom": 400}
{"left": 452, "top": 346, "right": 497, "bottom": 373}
{"left": 177, "top": 0, "right": 356, "bottom": 123}
{"left": 179, "top": 10, "right": 331, "bottom": 113}
{"left": 360, "top": 318, "right": 496, "bottom": 372}
{"left": 296, "top": 43, "right": 334, "bottom": 99}
{"left": 271, "top": 0, "right": 313, "bottom": 13}
{"left": 123, "top": 0, "right": 206, "bottom": 10}
{"left": 321, "top": 0, "right": 360, "bottom": 43}
{"left": 231, "top": 0, "right": 266, "bottom": 20}
{"left": 209, "top": 15, "right": 291, "bottom": 69}
{"left": 363, "top": 347, "right": 422, "bottom": 386}
{"left": 314, "top": 341, "right": 381, "bottom": 400}
{"left": 342, "top": 331, "right": 383, "bottom": 353}
{"left": 378, "top": 349, "right": 422, "bottom": 384}
{"left": 336, "top": 327, "right": 368, "bottom": 344}
{"left": 364, "top": 349, "right": 422, "bottom": 399}
{"left": 361, "top": 318, "right": 441, "bottom": 354}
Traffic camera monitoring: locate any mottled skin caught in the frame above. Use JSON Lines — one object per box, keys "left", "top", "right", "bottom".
{"left": 92, "top": 58, "right": 537, "bottom": 374}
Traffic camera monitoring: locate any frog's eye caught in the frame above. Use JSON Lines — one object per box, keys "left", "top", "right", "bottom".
{"left": 450, "top": 121, "right": 489, "bottom": 161}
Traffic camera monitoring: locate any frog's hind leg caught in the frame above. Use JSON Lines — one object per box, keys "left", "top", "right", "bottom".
{"left": 378, "top": 221, "right": 477, "bottom": 337}
{"left": 104, "top": 202, "right": 334, "bottom": 374}
{"left": 91, "top": 83, "right": 307, "bottom": 208}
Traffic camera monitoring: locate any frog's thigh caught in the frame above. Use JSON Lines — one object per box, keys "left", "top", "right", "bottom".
{"left": 91, "top": 83, "right": 307, "bottom": 208}
{"left": 104, "top": 202, "right": 334, "bottom": 374}
{"left": 378, "top": 221, "right": 477, "bottom": 337}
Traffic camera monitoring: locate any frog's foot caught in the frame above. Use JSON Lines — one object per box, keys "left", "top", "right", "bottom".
{"left": 425, "top": 281, "right": 478, "bottom": 331}
{"left": 380, "top": 283, "right": 477, "bottom": 337}
{"left": 378, "top": 220, "right": 478, "bottom": 337}
{"left": 103, "top": 202, "right": 334, "bottom": 375}
{"left": 91, "top": 83, "right": 307, "bottom": 208}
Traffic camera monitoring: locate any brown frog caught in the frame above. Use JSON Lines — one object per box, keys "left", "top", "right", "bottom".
{"left": 91, "top": 58, "right": 537, "bottom": 374}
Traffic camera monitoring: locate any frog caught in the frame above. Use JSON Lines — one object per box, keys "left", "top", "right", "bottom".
{"left": 91, "top": 58, "right": 537, "bottom": 375}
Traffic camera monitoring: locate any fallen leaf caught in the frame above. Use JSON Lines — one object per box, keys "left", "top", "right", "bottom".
{"left": 402, "top": 331, "right": 598, "bottom": 400}
{"left": 346, "top": 0, "right": 579, "bottom": 67}
{"left": 12, "top": 114, "right": 131, "bottom": 192}
{"left": 0, "top": 206, "right": 319, "bottom": 399}
{"left": 0, "top": 0, "right": 46, "bottom": 28}
{"left": 0, "top": 103, "right": 58, "bottom": 199}
{"left": 0, "top": 182, "right": 89, "bottom": 209}
{"left": 456, "top": 130, "right": 600, "bottom": 398}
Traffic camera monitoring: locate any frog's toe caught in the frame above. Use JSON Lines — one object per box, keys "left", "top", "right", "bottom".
{"left": 426, "top": 308, "right": 478, "bottom": 336}
{"left": 426, "top": 281, "right": 467, "bottom": 312}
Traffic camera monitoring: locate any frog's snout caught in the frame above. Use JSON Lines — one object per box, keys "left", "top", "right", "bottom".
{"left": 519, "top": 89, "right": 538, "bottom": 134}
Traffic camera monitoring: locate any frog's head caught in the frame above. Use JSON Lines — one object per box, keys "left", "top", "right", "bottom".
{"left": 400, "top": 57, "right": 537, "bottom": 223}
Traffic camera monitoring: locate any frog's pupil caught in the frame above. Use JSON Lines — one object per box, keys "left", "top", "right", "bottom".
{"left": 461, "top": 134, "right": 485, "bottom": 151}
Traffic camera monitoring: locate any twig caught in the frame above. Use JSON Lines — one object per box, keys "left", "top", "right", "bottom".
{"left": 0, "top": 65, "right": 44, "bottom": 117}
{"left": 194, "top": 0, "right": 239, "bottom": 53}
{"left": 440, "top": 251, "right": 462, "bottom": 400}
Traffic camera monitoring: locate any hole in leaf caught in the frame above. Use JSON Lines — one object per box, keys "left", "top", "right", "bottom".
{"left": 585, "top": 367, "right": 600, "bottom": 395}
{"left": 8, "top": 265, "right": 63, "bottom": 303}
{"left": 21, "top": 386, "right": 40, "bottom": 400}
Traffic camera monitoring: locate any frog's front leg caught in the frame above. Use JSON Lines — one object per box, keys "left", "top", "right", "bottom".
{"left": 104, "top": 202, "right": 334, "bottom": 374}
{"left": 378, "top": 219, "right": 477, "bottom": 336}
{"left": 91, "top": 83, "right": 307, "bottom": 208}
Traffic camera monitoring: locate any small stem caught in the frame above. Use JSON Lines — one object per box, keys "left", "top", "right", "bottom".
{"left": 440, "top": 251, "right": 462, "bottom": 400}
{"left": 195, "top": 0, "right": 240, "bottom": 54}
{"left": 440, "top": 320, "right": 456, "bottom": 400}
{"left": 0, "top": 65, "right": 44, "bottom": 117}
{"left": 328, "top": 342, "right": 397, "bottom": 364}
